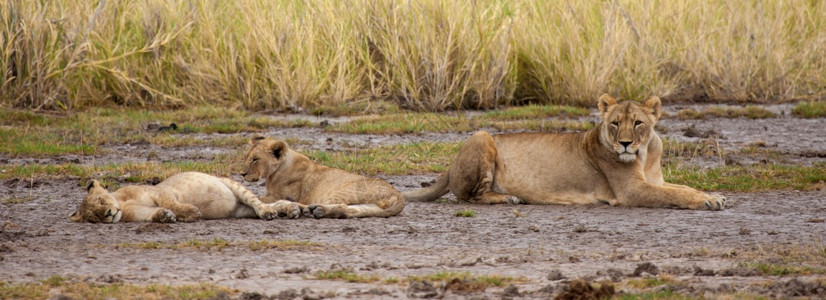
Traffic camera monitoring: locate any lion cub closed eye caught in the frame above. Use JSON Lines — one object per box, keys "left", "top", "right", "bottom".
{"left": 70, "top": 172, "right": 300, "bottom": 223}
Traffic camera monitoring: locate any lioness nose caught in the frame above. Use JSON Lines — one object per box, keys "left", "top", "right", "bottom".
{"left": 619, "top": 141, "right": 632, "bottom": 148}
{"left": 240, "top": 172, "right": 247, "bottom": 177}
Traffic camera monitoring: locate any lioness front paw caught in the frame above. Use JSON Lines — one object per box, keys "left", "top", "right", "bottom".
{"left": 154, "top": 209, "right": 177, "bottom": 223}
{"left": 690, "top": 194, "right": 726, "bottom": 211}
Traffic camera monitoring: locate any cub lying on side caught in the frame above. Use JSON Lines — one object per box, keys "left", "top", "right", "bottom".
{"left": 70, "top": 171, "right": 299, "bottom": 223}
{"left": 241, "top": 137, "right": 405, "bottom": 218}
{"left": 403, "top": 94, "right": 726, "bottom": 210}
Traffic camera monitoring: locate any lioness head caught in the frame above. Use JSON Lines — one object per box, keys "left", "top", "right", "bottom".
{"left": 597, "top": 94, "right": 662, "bottom": 163}
{"left": 241, "top": 136, "right": 291, "bottom": 182}
{"left": 69, "top": 180, "right": 122, "bottom": 223}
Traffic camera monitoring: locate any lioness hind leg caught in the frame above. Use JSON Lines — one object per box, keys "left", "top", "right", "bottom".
{"left": 474, "top": 191, "right": 524, "bottom": 205}
{"left": 449, "top": 131, "right": 500, "bottom": 202}
{"left": 307, "top": 204, "right": 349, "bottom": 219}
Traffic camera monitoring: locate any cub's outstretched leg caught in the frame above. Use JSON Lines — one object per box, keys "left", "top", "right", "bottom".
{"left": 305, "top": 194, "right": 405, "bottom": 219}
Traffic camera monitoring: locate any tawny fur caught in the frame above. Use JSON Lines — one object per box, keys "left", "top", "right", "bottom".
{"left": 70, "top": 172, "right": 298, "bottom": 223}
{"left": 241, "top": 137, "right": 405, "bottom": 218}
{"left": 403, "top": 94, "right": 726, "bottom": 210}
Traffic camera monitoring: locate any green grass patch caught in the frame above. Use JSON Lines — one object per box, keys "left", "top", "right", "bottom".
{"left": 0, "top": 157, "right": 240, "bottom": 182}
{"left": 736, "top": 243, "right": 826, "bottom": 276}
{"left": 112, "top": 239, "right": 321, "bottom": 252}
{"left": 664, "top": 163, "right": 826, "bottom": 192}
{"left": 314, "top": 270, "right": 380, "bottom": 283}
{"left": 477, "top": 104, "right": 590, "bottom": 120}
{"left": 247, "top": 239, "right": 323, "bottom": 251}
{"left": 328, "top": 113, "right": 474, "bottom": 134}
{"left": 0, "top": 107, "right": 314, "bottom": 157}
{"left": 328, "top": 104, "right": 590, "bottom": 134}
{"left": 0, "top": 276, "right": 233, "bottom": 300}
{"left": 672, "top": 106, "right": 776, "bottom": 120}
{"left": 455, "top": 209, "right": 477, "bottom": 217}
{"left": 407, "top": 271, "right": 517, "bottom": 289}
{"left": 743, "top": 262, "right": 825, "bottom": 276}
{"left": 793, "top": 100, "right": 826, "bottom": 118}
{"left": 2, "top": 195, "right": 36, "bottom": 204}
{"left": 613, "top": 290, "right": 702, "bottom": 300}
{"left": 307, "top": 142, "right": 461, "bottom": 175}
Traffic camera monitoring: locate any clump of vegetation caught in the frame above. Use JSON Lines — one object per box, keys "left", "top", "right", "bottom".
{"left": 0, "top": 276, "right": 233, "bottom": 300}
{"left": 793, "top": 101, "right": 826, "bottom": 118}
{"left": 407, "top": 271, "right": 517, "bottom": 290}
{"left": 455, "top": 209, "right": 477, "bottom": 218}
{"left": 314, "top": 270, "right": 379, "bottom": 283}
{"left": 673, "top": 106, "right": 776, "bottom": 120}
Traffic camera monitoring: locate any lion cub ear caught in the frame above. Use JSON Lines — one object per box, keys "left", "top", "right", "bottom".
{"left": 249, "top": 135, "right": 267, "bottom": 145}
{"left": 597, "top": 94, "right": 618, "bottom": 119}
{"left": 69, "top": 211, "right": 84, "bottom": 222}
{"left": 644, "top": 96, "right": 662, "bottom": 120}
{"left": 86, "top": 180, "right": 101, "bottom": 192}
{"left": 270, "top": 140, "right": 288, "bottom": 159}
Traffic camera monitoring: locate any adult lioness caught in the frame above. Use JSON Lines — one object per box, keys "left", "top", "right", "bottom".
{"left": 241, "top": 137, "right": 405, "bottom": 218}
{"left": 70, "top": 172, "right": 301, "bottom": 223}
{"left": 404, "top": 94, "right": 726, "bottom": 210}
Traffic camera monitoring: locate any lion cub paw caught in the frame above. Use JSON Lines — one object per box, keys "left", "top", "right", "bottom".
{"left": 506, "top": 195, "right": 525, "bottom": 205}
{"left": 153, "top": 209, "right": 177, "bottom": 223}
{"left": 175, "top": 205, "right": 202, "bottom": 222}
{"left": 307, "top": 205, "right": 347, "bottom": 219}
{"left": 257, "top": 205, "right": 279, "bottom": 220}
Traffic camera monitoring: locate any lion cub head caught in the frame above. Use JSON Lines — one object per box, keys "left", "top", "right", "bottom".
{"left": 241, "top": 136, "right": 292, "bottom": 182}
{"left": 69, "top": 180, "right": 122, "bottom": 223}
{"left": 597, "top": 94, "right": 662, "bottom": 163}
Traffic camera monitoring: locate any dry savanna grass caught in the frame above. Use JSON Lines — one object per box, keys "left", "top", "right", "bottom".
{"left": 2, "top": 0, "right": 824, "bottom": 111}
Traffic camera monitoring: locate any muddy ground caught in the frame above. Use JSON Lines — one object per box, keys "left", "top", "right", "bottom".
{"left": 1, "top": 104, "right": 825, "bottom": 299}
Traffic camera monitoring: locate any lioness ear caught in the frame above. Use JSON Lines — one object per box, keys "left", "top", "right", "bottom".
{"left": 644, "top": 96, "right": 662, "bottom": 119}
{"left": 249, "top": 135, "right": 266, "bottom": 145}
{"left": 69, "top": 211, "right": 83, "bottom": 222}
{"left": 597, "top": 94, "right": 617, "bottom": 119}
{"left": 270, "top": 141, "right": 288, "bottom": 159}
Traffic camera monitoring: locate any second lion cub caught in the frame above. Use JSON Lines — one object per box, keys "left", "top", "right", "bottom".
{"left": 241, "top": 136, "right": 405, "bottom": 218}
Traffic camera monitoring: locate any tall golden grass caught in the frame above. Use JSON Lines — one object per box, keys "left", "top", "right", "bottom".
{"left": 1, "top": 0, "right": 824, "bottom": 111}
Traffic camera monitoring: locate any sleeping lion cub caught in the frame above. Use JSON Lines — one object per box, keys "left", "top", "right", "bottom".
{"left": 70, "top": 172, "right": 300, "bottom": 223}
{"left": 404, "top": 94, "right": 726, "bottom": 210}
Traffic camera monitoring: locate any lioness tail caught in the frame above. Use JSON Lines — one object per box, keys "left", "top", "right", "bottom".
{"left": 402, "top": 174, "right": 449, "bottom": 202}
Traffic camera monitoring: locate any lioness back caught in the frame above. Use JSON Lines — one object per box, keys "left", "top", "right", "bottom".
{"left": 492, "top": 132, "right": 614, "bottom": 205}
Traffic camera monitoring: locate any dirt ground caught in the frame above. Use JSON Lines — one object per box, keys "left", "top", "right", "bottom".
{"left": 1, "top": 104, "right": 825, "bottom": 299}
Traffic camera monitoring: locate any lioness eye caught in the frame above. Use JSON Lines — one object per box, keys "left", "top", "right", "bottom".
{"left": 635, "top": 120, "right": 643, "bottom": 126}
{"left": 252, "top": 158, "right": 259, "bottom": 163}
{"left": 610, "top": 122, "right": 619, "bottom": 127}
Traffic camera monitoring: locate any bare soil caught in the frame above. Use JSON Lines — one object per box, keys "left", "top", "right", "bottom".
{"left": 1, "top": 105, "right": 825, "bottom": 299}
